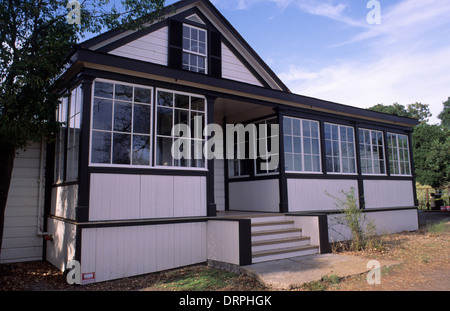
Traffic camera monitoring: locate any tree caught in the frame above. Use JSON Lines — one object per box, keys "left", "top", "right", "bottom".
{"left": 0, "top": 0, "right": 165, "bottom": 257}
{"left": 438, "top": 97, "right": 450, "bottom": 128}
{"left": 369, "top": 102, "right": 449, "bottom": 187}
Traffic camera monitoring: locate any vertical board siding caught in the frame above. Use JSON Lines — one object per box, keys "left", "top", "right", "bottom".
{"left": 89, "top": 174, "right": 207, "bottom": 221}
{"left": 81, "top": 222, "right": 207, "bottom": 283}
{"left": 221, "top": 43, "right": 263, "bottom": 87}
{"left": 1, "top": 143, "right": 43, "bottom": 263}
{"left": 45, "top": 218, "right": 77, "bottom": 271}
{"left": 51, "top": 185, "right": 78, "bottom": 220}
{"left": 228, "top": 179, "right": 279, "bottom": 212}
{"left": 110, "top": 27, "right": 168, "bottom": 65}
{"left": 207, "top": 221, "right": 240, "bottom": 265}
{"left": 364, "top": 180, "right": 415, "bottom": 208}
{"left": 287, "top": 179, "right": 359, "bottom": 212}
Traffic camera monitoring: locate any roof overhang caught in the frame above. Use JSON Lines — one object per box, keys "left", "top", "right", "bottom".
{"left": 67, "top": 48, "right": 418, "bottom": 128}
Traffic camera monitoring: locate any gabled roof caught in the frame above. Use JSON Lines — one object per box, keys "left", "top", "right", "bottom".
{"left": 79, "top": 0, "right": 290, "bottom": 92}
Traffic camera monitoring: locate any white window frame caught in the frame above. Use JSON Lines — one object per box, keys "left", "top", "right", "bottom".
{"left": 387, "top": 132, "right": 412, "bottom": 176}
{"left": 154, "top": 88, "right": 208, "bottom": 170}
{"left": 283, "top": 116, "right": 322, "bottom": 174}
{"left": 89, "top": 78, "right": 154, "bottom": 168}
{"left": 358, "top": 128, "right": 387, "bottom": 176}
{"left": 324, "top": 123, "right": 357, "bottom": 175}
{"left": 182, "top": 24, "right": 208, "bottom": 74}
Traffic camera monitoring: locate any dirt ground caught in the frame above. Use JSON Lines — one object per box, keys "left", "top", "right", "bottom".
{"left": 0, "top": 211, "right": 449, "bottom": 291}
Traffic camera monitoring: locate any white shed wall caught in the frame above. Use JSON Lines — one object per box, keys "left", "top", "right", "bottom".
{"left": 1, "top": 143, "right": 44, "bottom": 263}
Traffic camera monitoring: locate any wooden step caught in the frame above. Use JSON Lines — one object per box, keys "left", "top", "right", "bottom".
{"left": 252, "top": 236, "right": 311, "bottom": 252}
{"left": 251, "top": 220, "right": 295, "bottom": 232}
{"left": 252, "top": 245, "right": 320, "bottom": 263}
{"left": 252, "top": 228, "right": 302, "bottom": 242}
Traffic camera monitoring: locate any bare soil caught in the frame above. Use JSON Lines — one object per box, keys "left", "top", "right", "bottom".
{"left": 0, "top": 211, "right": 449, "bottom": 291}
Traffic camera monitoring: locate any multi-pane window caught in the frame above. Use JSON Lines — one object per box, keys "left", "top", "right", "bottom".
{"left": 54, "top": 97, "right": 68, "bottom": 182}
{"left": 182, "top": 24, "right": 207, "bottom": 74}
{"left": 54, "top": 86, "right": 82, "bottom": 183}
{"left": 66, "top": 86, "right": 82, "bottom": 181}
{"left": 90, "top": 80, "right": 153, "bottom": 166}
{"left": 228, "top": 136, "right": 250, "bottom": 177}
{"left": 359, "top": 129, "right": 386, "bottom": 175}
{"left": 283, "top": 117, "right": 321, "bottom": 173}
{"left": 387, "top": 133, "right": 411, "bottom": 175}
{"left": 325, "top": 123, "right": 356, "bottom": 174}
{"left": 255, "top": 118, "right": 279, "bottom": 175}
{"left": 155, "top": 89, "right": 206, "bottom": 168}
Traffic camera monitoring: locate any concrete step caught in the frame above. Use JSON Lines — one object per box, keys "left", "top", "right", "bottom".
{"left": 249, "top": 215, "right": 287, "bottom": 224}
{"left": 252, "top": 236, "right": 311, "bottom": 252}
{"left": 252, "top": 245, "right": 320, "bottom": 264}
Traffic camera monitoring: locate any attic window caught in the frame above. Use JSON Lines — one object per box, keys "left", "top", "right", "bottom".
{"left": 182, "top": 24, "right": 207, "bottom": 74}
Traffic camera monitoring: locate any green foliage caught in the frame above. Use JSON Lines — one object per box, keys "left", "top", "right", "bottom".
{"left": 369, "top": 101, "right": 450, "bottom": 187}
{"left": 438, "top": 97, "right": 450, "bottom": 128}
{"left": 327, "top": 188, "right": 379, "bottom": 252}
{"left": 0, "top": 0, "right": 165, "bottom": 150}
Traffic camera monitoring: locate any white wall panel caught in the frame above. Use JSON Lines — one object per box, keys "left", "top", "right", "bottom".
{"left": 46, "top": 218, "right": 77, "bottom": 271}
{"left": 364, "top": 180, "right": 414, "bottom": 208}
{"left": 287, "top": 178, "right": 359, "bottom": 212}
{"left": 228, "top": 179, "right": 279, "bottom": 212}
{"left": 89, "top": 174, "right": 207, "bottom": 221}
{"left": 81, "top": 222, "right": 207, "bottom": 283}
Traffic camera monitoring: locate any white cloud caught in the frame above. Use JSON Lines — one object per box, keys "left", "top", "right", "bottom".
{"left": 277, "top": 0, "right": 450, "bottom": 124}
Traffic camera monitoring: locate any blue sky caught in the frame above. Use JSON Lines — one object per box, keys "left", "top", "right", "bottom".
{"left": 162, "top": 0, "right": 450, "bottom": 124}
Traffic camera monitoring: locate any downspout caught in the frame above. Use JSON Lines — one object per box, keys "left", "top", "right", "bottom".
{"left": 37, "top": 140, "right": 52, "bottom": 240}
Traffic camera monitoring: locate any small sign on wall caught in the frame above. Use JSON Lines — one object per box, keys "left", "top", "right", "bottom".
{"left": 82, "top": 272, "right": 96, "bottom": 285}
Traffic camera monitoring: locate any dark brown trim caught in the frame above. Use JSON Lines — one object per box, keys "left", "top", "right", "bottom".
{"left": 238, "top": 219, "right": 252, "bottom": 266}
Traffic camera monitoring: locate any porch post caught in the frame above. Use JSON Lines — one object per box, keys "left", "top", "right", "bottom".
{"left": 206, "top": 95, "right": 217, "bottom": 216}
{"left": 276, "top": 109, "right": 289, "bottom": 213}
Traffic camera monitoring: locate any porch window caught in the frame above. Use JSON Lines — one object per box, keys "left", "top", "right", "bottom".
{"left": 54, "top": 85, "right": 82, "bottom": 183}
{"left": 283, "top": 117, "right": 321, "bottom": 173}
{"left": 255, "top": 117, "right": 279, "bottom": 175}
{"left": 155, "top": 89, "right": 206, "bottom": 168}
{"left": 359, "top": 128, "right": 386, "bottom": 175}
{"left": 228, "top": 138, "right": 250, "bottom": 177}
{"left": 387, "top": 133, "right": 411, "bottom": 176}
{"left": 54, "top": 97, "right": 68, "bottom": 182}
{"left": 324, "top": 123, "right": 356, "bottom": 174}
{"left": 90, "top": 80, "right": 153, "bottom": 166}
{"left": 182, "top": 24, "right": 207, "bottom": 74}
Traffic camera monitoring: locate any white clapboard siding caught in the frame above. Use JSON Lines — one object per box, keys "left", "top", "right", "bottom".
{"left": 364, "top": 180, "right": 414, "bottom": 209}
{"left": 287, "top": 179, "right": 359, "bottom": 212}
{"left": 81, "top": 222, "right": 207, "bottom": 283}
{"left": 110, "top": 26, "right": 168, "bottom": 66}
{"left": 228, "top": 179, "right": 279, "bottom": 212}
{"left": 89, "top": 173, "right": 207, "bottom": 221}
{"left": 1, "top": 143, "right": 44, "bottom": 263}
{"left": 222, "top": 43, "right": 264, "bottom": 87}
